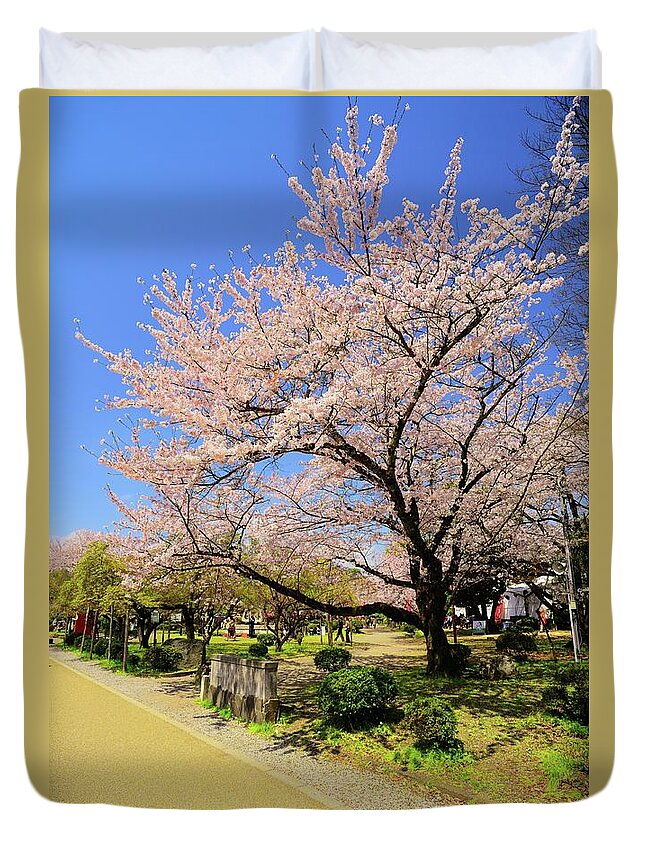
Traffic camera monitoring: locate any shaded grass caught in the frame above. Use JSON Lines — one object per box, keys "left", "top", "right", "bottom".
{"left": 194, "top": 699, "right": 232, "bottom": 720}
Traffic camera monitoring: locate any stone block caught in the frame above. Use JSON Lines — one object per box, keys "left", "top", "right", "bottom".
{"left": 479, "top": 654, "right": 518, "bottom": 680}
{"left": 199, "top": 673, "right": 210, "bottom": 702}
{"left": 209, "top": 654, "right": 280, "bottom": 723}
{"left": 161, "top": 638, "right": 204, "bottom": 669}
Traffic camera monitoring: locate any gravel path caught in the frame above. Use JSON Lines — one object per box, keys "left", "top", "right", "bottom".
{"left": 50, "top": 645, "right": 455, "bottom": 810}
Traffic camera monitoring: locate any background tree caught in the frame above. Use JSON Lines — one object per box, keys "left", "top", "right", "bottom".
{"left": 237, "top": 542, "right": 360, "bottom": 649}
{"left": 49, "top": 570, "right": 76, "bottom": 632}
{"left": 49, "top": 529, "right": 101, "bottom": 573}
{"left": 149, "top": 562, "right": 242, "bottom": 644}
{"left": 514, "top": 95, "right": 589, "bottom": 353}
{"left": 72, "top": 541, "right": 123, "bottom": 654}
{"left": 49, "top": 530, "right": 101, "bottom": 630}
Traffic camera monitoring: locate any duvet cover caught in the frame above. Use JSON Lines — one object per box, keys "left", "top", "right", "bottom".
{"left": 18, "top": 89, "right": 615, "bottom": 807}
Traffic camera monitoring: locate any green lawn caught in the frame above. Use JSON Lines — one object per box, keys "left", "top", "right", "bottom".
{"left": 205, "top": 632, "right": 327, "bottom": 658}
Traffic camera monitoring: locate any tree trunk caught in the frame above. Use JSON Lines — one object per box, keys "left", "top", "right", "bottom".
{"left": 122, "top": 608, "right": 129, "bottom": 672}
{"left": 272, "top": 616, "right": 284, "bottom": 651}
{"left": 181, "top": 605, "right": 196, "bottom": 641}
{"left": 139, "top": 621, "right": 153, "bottom": 649}
{"left": 107, "top": 605, "right": 114, "bottom": 660}
{"left": 133, "top": 606, "right": 153, "bottom": 648}
{"left": 422, "top": 619, "right": 454, "bottom": 674}
{"left": 79, "top": 605, "right": 90, "bottom": 653}
{"left": 417, "top": 578, "right": 454, "bottom": 675}
{"left": 89, "top": 608, "right": 100, "bottom": 659}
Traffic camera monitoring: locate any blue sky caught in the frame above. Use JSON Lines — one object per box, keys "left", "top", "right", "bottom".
{"left": 50, "top": 94, "right": 552, "bottom": 537}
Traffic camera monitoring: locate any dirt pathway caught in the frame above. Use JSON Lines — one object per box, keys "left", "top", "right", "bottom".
{"left": 49, "top": 657, "right": 330, "bottom": 808}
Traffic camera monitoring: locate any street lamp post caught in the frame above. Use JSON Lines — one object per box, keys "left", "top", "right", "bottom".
{"left": 559, "top": 489, "right": 582, "bottom": 662}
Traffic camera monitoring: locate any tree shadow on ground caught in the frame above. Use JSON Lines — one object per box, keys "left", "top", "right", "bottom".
{"left": 155, "top": 676, "right": 198, "bottom": 698}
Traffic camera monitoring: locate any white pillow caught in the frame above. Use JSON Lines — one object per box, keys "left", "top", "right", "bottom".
{"left": 321, "top": 30, "right": 600, "bottom": 90}
{"left": 40, "top": 29, "right": 316, "bottom": 90}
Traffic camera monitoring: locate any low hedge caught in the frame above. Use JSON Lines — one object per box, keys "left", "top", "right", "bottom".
{"left": 318, "top": 666, "right": 398, "bottom": 728}
{"left": 313, "top": 646, "right": 352, "bottom": 672}
{"left": 542, "top": 662, "right": 589, "bottom": 725}
{"left": 248, "top": 642, "right": 269, "bottom": 658}
{"left": 495, "top": 629, "right": 537, "bottom": 660}
{"left": 404, "top": 697, "right": 461, "bottom": 751}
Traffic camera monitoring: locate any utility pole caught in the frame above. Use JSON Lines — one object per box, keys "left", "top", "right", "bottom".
{"left": 559, "top": 485, "right": 581, "bottom": 662}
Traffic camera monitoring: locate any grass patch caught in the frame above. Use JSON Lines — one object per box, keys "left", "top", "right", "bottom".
{"left": 540, "top": 749, "right": 579, "bottom": 793}
{"left": 194, "top": 699, "right": 233, "bottom": 720}
{"left": 217, "top": 707, "right": 233, "bottom": 720}
{"left": 247, "top": 721, "right": 277, "bottom": 737}
{"left": 206, "top": 633, "right": 324, "bottom": 659}
{"left": 390, "top": 745, "right": 473, "bottom": 772}
{"left": 60, "top": 640, "right": 170, "bottom": 677}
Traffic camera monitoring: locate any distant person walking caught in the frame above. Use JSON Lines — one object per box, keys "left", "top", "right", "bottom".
{"left": 334, "top": 618, "right": 345, "bottom": 643}
{"left": 345, "top": 620, "right": 353, "bottom": 645}
{"left": 227, "top": 618, "right": 236, "bottom": 640}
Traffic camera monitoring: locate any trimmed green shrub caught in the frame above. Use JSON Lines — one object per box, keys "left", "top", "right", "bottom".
{"left": 313, "top": 646, "right": 352, "bottom": 672}
{"left": 126, "top": 652, "right": 141, "bottom": 669}
{"left": 404, "top": 697, "right": 461, "bottom": 750}
{"left": 73, "top": 633, "right": 87, "bottom": 648}
{"left": 318, "top": 666, "right": 398, "bottom": 728}
{"left": 63, "top": 632, "right": 79, "bottom": 647}
{"left": 140, "top": 646, "right": 182, "bottom": 672}
{"left": 255, "top": 633, "right": 275, "bottom": 647}
{"left": 248, "top": 642, "right": 269, "bottom": 658}
{"left": 513, "top": 617, "right": 539, "bottom": 634}
{"left": 107, "top": 641, "right": 124, "bottom": 661}
{"left": 495, "top": 629, "right": 537, "bottom": 660}
{"left": 91, "top": 637, "right": 109, "bottom": 657}
{"left": 542, "top": 662, "right": 589, "bottom": 725}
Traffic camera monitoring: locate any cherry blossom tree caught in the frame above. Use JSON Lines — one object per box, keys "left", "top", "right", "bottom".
{"left": 79, "top": 100, "right": 588, "bottom": 673}
{"left": 515, "top": 96, "right": 589, "bottom": 353}
{"left": 49, "top": 530, "right": 106, "bottom": 630}
{"left": 49, "top": 529, "right": 101, "bottom": 573}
